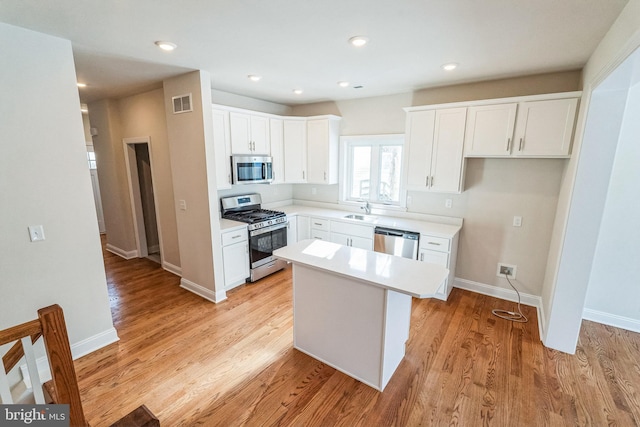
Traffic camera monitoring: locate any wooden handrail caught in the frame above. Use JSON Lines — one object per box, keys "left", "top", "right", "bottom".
{"left": 2, "top": 332, "right": 41, "bottom": 374}
{"left": 0, "top": 305, "right": 88, "bottom": 426}
{"left": 0, "top": 319, "right": 41, "bottom": 346}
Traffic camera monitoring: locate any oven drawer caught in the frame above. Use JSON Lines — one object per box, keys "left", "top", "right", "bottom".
{"left": 222, "top": 229, "right": 248, "bottom": 246}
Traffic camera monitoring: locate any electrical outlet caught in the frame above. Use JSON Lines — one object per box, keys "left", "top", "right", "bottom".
{"left": 497, "top": 263, "right": 517, "bottom": 279}
{"left": 445, "top": 199, "right": 452, "bottom": 208}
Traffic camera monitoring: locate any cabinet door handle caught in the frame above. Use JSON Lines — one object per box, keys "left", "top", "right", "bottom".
{"left": 231, "top": 235, "right": 241, "bottom": 239}
{"left": 249, "top": 141, "right": 252, "bottom": 151}
{"left": 324, "top": 172, "right": 327, "bottom": 181}
{"left": 430, "top": 176, "right": 434, "bottom": 187}
{"left": 426, "top": 177, "right": 429, "bottom": 187}
{"left": 506, "top": 138, "right": 511, "bottom": 151}
{"left": 428, "top": 242, "right": 441, "bottom": 246}
{"left": 228, "top": 173, "right": 231, "bottom": 184}
{"left": 302, "top": 171, "right": 305, "bottom": 180}
{"left": 348, "top": 238, "right": 352, "bottom": 246}
{"left": 519, "top": 138, "right": 524, "bottom": 151}
{"left": 420, "top": 253, "right": 424, "bottom": 261}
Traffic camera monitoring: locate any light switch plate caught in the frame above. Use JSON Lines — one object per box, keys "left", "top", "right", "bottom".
{"left": 513, "top": 216, "right": 522, "bottom": 227}
{"left": 28, "top": 225, "right": 45, "bottom": 242}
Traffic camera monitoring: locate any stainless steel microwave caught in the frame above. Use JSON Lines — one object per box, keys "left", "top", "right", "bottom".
{"left": 231, "top": 155, "right": 274, "bottom": 184}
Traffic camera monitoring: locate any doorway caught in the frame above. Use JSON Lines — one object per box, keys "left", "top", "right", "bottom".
{"left": 123, "top": 137, "right": 162, "bottom": 264}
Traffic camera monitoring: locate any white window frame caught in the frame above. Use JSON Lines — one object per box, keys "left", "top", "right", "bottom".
{"left": 339, "top": 134, "right": 407, "bottom": 210}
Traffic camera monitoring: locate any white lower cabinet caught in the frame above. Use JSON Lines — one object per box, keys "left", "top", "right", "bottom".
{"left": 330, "top": 233, "right": 373, "bottom": 250}
{"left": 418, "top": 233, "right": 459, "bottom": 301}
{"left": 310, "top": 217, "right": 330, "bottom": 240}
{"left": 221, "top": 228, "right": 249, "bottom": 290}
{"left": 286, "top": 215, "right": 297, "bottom": 244}
{"left": 329, "top": 220, "right": 374, "bottom": 250}
{"left": 297, "top": 215, "right": 310, "bottom": 240}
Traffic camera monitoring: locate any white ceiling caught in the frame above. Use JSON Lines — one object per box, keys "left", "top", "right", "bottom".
{"left": 0, "top": 0, "right": 629, "bottom": 105}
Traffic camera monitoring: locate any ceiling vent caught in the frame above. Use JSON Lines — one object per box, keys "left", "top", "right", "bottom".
{"left": 172, "top": 93, "right": 192, "bottom": 114}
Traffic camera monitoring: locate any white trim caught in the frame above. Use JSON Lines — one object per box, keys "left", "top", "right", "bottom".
{"left": 453, "top": 278, "right": 541, "bottom": 308}
{"left": 583, "top": 309, "right": 640, "bottom": 334}
{"left": 339, "top": 134, "right": 407, "bottom": 208}
{"left": 20, "top": 327, "right": 119, "bottom": 389}
{"left": 105, "top": 244, "right": 138, "bottom": 260}
{"left": 453, "top": 277, "right": 544, "bottom": 340}
{"left": 162, "top": 261, "right": 182, "bottom": 277}
{"left": 180, "top": 278, "right": 227, "bottom": 303}
{"left": 122, "top": 137, "right": 167, "bottom": 266}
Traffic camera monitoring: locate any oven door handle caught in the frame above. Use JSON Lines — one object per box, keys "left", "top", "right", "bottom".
{"left": 251, "top": 222, "right": 288, "bottom": 237}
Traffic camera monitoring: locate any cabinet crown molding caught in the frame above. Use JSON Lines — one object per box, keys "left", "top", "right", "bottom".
{"left": 403, "top": 91, "right": 582, "bottom": 112}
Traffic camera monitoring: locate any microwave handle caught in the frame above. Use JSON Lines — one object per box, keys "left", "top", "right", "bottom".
{"left": 262, "top": 163, "right": 266, "bottom": 179}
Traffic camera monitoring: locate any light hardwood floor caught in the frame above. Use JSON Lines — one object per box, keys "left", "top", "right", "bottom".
{"left": 75, "top": 240, "right": 640, "bottom": 426}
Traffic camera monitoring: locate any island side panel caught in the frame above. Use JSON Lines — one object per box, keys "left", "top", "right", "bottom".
{"left": 293, "top": 264, "right": 385, "bottom": 390}
{"left": 380, "top": 290, "right": 412, "bottom": 389}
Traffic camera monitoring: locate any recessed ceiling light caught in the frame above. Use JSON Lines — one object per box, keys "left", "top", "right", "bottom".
{"left": 293, "top": 89, "right": 303, "bottom": 95}
{"left": 441, "top": 63, "right": 458, "bottom": 71}
{"left": 248, "top": 74, "right": 262, "bottom": 82}
{"left": 77, "top": 82, "right": 87, "bottom": 88}
{"left": 338, "top": 81, "right": 350, "bottom": 88}
{"left": 155, "top": 41, "right": 177, "bottom": 51}
{"left": 348, "top": 36, "right": 369, "bottom": 47}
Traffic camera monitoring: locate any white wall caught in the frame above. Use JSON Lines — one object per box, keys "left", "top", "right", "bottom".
{"left": 0, "top": 23, "right": 116, "bottom": 368}
{"left": 541, "top": 0, "right": 640, "bottom": 352}
{"left": 584, "top": 77, "right": 640, "bottom": 329}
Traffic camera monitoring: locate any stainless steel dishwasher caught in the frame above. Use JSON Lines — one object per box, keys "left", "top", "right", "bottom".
{"left": 373, "top": 227, "right": 420, "bottom": 260}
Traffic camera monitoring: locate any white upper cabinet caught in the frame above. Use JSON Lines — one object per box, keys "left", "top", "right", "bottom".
{"left": 463, "top": 95, "right": 579, "bottom": 158}
{"left": 464, "top": 103, "right": 517, "bottom": 157}
{"left": 306, "top": 116, "right": 341, "bottom": 184}
{"left": 512, "top": 98, "right": 578, "bottom": 157}
{"left": 283, "top": 119, "right": 307, "bottom": 183}
{"left": 229, "top": 112, "right": 270, "bottom": 155}
{"left": 270, "top": 118, "right": 285, "bottom": 184}
{"left": 212, "top": 109, "right": 232, "bottom": 190}
{"left": 406, "top": 107, "right": 467, "bottom": 193}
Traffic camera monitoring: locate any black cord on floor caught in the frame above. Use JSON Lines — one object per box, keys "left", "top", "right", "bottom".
{"left": 492, "top": 273, "right": 528, "bottom": 323}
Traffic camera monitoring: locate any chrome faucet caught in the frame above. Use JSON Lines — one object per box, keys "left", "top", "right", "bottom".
{"left": 361, "top": 200, "right": 371, "bottom": 215}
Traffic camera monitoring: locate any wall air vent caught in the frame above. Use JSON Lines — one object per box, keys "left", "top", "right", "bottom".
{"left": 172, "top": 93, "right": 193, "bottom": 114}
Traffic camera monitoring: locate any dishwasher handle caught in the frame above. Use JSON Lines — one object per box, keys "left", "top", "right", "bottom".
{"left": 374, "top": 227, "right": 419, "bottom": 240}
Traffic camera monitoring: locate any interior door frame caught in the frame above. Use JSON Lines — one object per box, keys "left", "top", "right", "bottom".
{"left": 123, "top": 136, "right": 164, "bottom": 263}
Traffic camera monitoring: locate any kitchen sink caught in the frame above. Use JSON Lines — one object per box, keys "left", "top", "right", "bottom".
{"left": 344, "top": 214, "right": 377, "bottom": 222}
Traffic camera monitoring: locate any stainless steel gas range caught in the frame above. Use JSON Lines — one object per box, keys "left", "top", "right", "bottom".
{"left": 221, "top": 194, "right": 288, "bottom": 282}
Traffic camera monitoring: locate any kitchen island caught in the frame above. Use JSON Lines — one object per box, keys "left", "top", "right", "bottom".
{"left": 273, "top": 239, "right": 449, "bottom": 391}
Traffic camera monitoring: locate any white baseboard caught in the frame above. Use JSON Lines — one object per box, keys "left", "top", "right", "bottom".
{"left": 162, "top": 261, "right": 182, "bottom": 277}
{"left": 453, "top": 278, "right": 541, "bottom": 308}
{"left": 583, "top": 308, "right": 640, "bottom": 333}
{"left": 106, "top": 244, "right": 138, "bottom": 260}
{"left": 20, "top": 327, "right": 119, "bottom": 388}
{"left": 180, "top": 278, "right": 227, "bottom": 303}
{"left": 453, "top": 277, "right": 544, "bottom": 339}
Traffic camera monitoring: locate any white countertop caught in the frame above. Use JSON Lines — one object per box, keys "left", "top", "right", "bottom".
{"left": 220, "top": 203, "right": 462, "bottom": 238}
{"left": 220, "top": 218, "right": 248, "bottom": 232}
{"left": 279, "top": 205, "right": 461, "bottom": 238}
{"left": 274, "top": 239, "right": 449, "bottom": 298}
